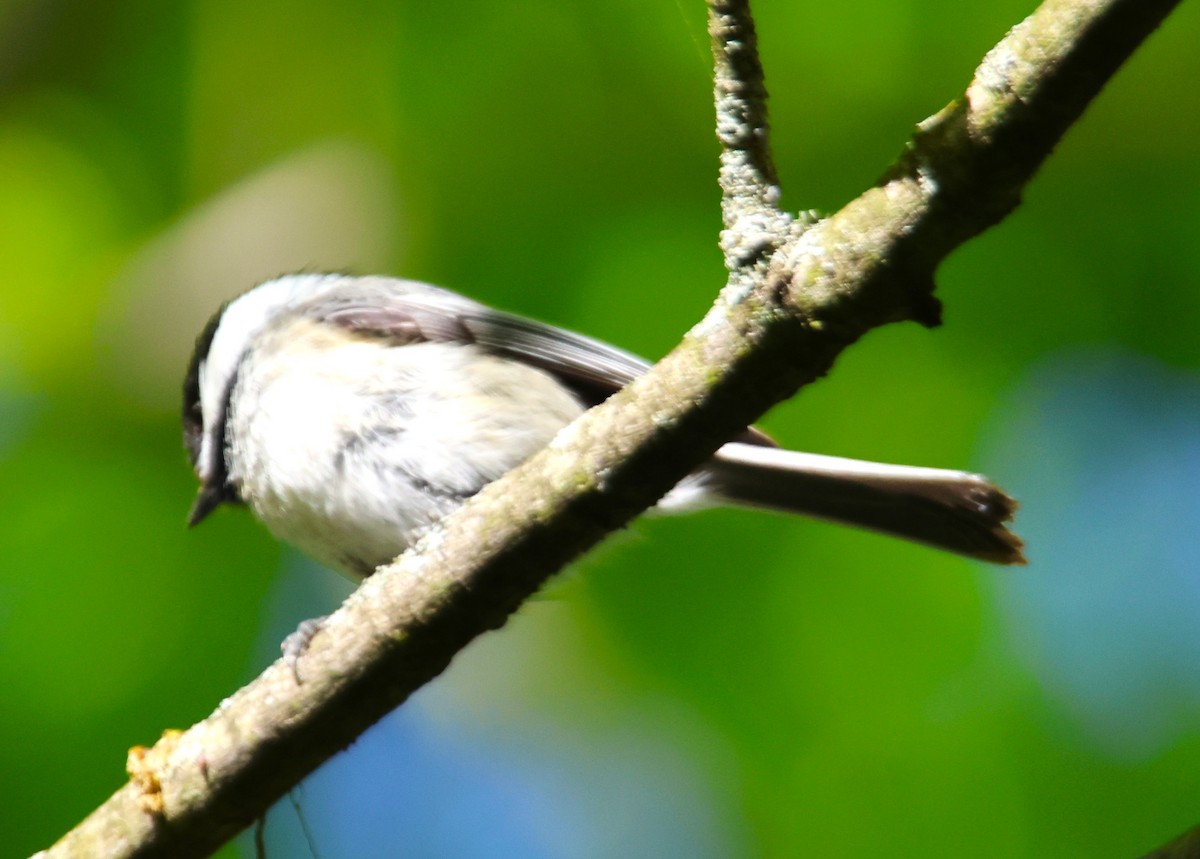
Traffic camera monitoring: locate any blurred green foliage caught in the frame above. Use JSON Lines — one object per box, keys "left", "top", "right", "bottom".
{"left": 2, "top": 1, "right": 1199, "bottom": 857}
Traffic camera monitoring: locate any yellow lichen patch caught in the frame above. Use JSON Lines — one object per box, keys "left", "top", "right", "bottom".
{"left": 125, "top": 729, "right": 183, "bottom": 816}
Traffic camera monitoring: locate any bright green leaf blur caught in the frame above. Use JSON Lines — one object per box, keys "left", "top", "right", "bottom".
{"left": 2, "top": 1, "right": 1199, "bottom": 857}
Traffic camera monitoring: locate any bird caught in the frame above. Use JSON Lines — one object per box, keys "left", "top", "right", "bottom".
{"left": 183, "top": 272, "right": 1024, "bottom": 579}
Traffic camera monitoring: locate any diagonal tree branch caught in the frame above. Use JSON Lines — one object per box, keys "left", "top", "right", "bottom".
{"left": 1141, "top": 827, "right": 1200, "bottom": 859}
{"left": 36, "top": 0, "right": 1183, "bottom": 856}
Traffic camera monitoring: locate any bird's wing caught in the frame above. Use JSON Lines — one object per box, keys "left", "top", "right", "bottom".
{"left": 308, "top": 276, "right": 774, "bottom": 444}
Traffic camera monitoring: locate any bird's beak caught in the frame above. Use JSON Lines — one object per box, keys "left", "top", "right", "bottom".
{"left": 188, "top": 482, "right": 225, "bottom": 527}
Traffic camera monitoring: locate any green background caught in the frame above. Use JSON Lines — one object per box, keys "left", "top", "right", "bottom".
{"left": 3, "top": 1, "right": 1199, "bottom": 856}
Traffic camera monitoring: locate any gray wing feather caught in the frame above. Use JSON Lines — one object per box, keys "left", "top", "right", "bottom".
{"left": 307, "top": 279, "right": 649, "bottom": 401}
{"left": 302, "top": 276, "right": 774, "bottom": 444}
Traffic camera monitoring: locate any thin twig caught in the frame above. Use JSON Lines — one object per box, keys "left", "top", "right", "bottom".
{"left": 707, "top": 0, "right": 793, "bottom": 281}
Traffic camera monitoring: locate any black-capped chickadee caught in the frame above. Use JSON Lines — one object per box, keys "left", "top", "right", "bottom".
{"left": 183, "top": 273, "right": 1024, "bottom": 577}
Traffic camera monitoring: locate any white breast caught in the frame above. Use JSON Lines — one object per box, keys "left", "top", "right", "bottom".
{"left": 226, "top": 317, "right": 585, "bottom": 577}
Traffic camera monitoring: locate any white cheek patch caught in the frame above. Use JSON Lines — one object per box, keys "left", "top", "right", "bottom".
{"left": 196, "top": 274, "right": 349, "bottom": 480}
{"left": 195, "top": 357, "right": 215, "bottom": 481}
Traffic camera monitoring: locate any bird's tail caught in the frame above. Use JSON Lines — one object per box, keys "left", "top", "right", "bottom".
{"left": 678, "top": 443, "right": 1025, "bottom": 564}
